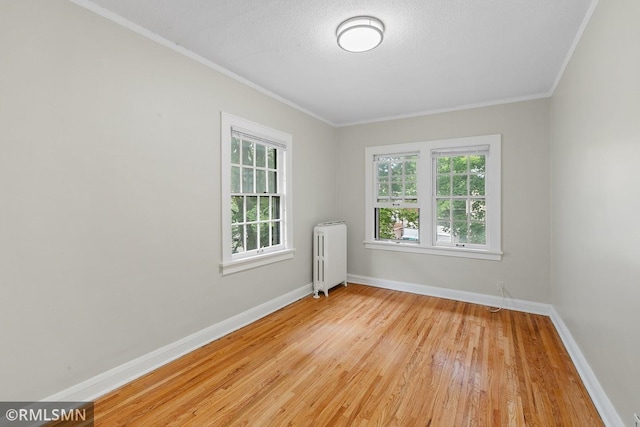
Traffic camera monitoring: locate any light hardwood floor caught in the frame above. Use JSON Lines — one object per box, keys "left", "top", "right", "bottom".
{"left": 95, "top": 284, "right": 603, "bottom": 426}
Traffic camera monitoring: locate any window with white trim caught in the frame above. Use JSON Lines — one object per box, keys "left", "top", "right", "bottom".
{"left": 373, "top": 153, "right": 420, "bottom": 242}
{"left": 221, "top": 113, "right": 294, "bottom": 275}
{"left": 365, "top": 135, "right": 502, "bottom": 261}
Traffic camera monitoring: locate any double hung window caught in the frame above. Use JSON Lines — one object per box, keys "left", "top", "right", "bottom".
{"left": 365, "top": 135, "right": 501, "bottom": 260}
{"left": 221, "top": 113, "right": 294, "bottom": 275}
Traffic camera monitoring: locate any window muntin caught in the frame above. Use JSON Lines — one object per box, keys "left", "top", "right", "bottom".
{"left": 364, "top": 135, "right": 501, "bottom": 261}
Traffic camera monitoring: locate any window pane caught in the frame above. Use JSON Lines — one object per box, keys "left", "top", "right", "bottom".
{"left": 259, "top": 222, "right": 270, "bottom": 248}
{"left": 377, "top": 182, "right": 389, "bottom": 200}
{"left": 405, "top": 178, "right": 417, "bottom": 198}
{"left": 436, "top": 199, "right": 451, "bottom": 220}
{"left": 452, "top": 155, "right": 468, "bottom": 173}
{"left": 469, "top": 174, "right": 485, "bottom": 196}
{"left": 268, "top": 147, "right": 277, "bottom": 169}
{"left": 256, "top": 144, "right": 266, "bottom": 167}
{"left": 452, "top": 221, "right": 469, "bottom": 243}
{"left": 391, "top": 162, "right": 403, "bottom": 177}
{"left": 452, "top": 175, "right": 468, "bottom": 196}
{"left": 437, "top": 157, "right": 450, "bottom": 173}
{"left": 260, "top": 196, "right": 270, "bottom": 221}
{"left": 242, "top": 167, "right": 254, "bottom": 193}
{"left": 246, "top": 196, "right": 257, "bottom": 221}
{"left": 246, "top": 224, "right": 258, "bottom": 251}
{"left": 405, "top": 160, "right": 417, "bottom": 177}
{"left": 256, "top": 169, "right": 266, "bottom": 193}
{"left": 231, "top": 196, "right": 244, "bottom": 224}
{"left": 375, "top": 208, "right": 419, "bottom": 241}
{"left": 391, "top": 182, "right": 403, "bottom": 197}
{"left": 452, "top": 200, "right": 467, "bottom": 221}
{"left": 377, "top": 162, "right": 389, "bottom": 179}
{"left": 376, "top": 208, "right": 394, "bottom": 239}
{"left": 272, "top": 196, "right": 280, "bottom": 220}
{"left": 268, "top": 171, "right": 277, "bottom": 193}
{"left": 470, "top": 200, "right": 486, "bottom": 221}
{"left": 469, "top": 222, "right": 486, "bottom": 244}
{"left": 271, "top": 222, "right": 281, "bottom": 245}
{"left": 242, "top": 140, "right": 254, "bottom": 166}
{"left": 232, "top": 225, "right": 244, "bottom": 254}
{"left": 436, "top": 221, "right": 451, "bottom": 242}
{"left": 231, "top": 137, "right": 240, "bottom": 164}
{"left": 469, "top": 155, "right": 485, "bottom": 174}
{"left": 436, "top": 175, "right": 450, "bottom": 196}
{"left": 231, "top": 166, "right": 241, "bottom": 193}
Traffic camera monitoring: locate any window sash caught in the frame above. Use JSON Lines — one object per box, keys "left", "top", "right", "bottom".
{"left": 374, "top": 153, "right": 419, "bottom": 207}
{"left": 231, "top": 194, "right": 284, "bottom": 255}
{"left": 432, "top": 152, "right": 488, "bottom": 249}
{"left": 231, "top": 136, "right": 280, "bottom": 195}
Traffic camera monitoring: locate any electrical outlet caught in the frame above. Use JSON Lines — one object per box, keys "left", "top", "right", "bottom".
{"left": 496, "top": 281, "right": 504, "bottom": 291}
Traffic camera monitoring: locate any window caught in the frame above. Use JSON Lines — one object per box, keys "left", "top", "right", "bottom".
{"left": 221, "top": 113, "right": 294, "bottom": 275}
{"left": 365, "top": 135, "right": 501, "bottom": 260}
{"left": 373, "top": 154, "right": 420, "bottom": 242}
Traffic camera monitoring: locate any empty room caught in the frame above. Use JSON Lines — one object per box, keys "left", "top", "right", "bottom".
{"left": 1, "top": 0, "right": 638, "bottom": 425}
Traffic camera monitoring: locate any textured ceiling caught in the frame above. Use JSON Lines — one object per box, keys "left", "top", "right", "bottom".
{"left": 78, "top": 0, "right": 595, "bottom": 126}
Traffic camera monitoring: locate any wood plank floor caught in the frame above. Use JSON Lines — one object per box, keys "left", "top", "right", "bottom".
{"left": 94, "top": 284, "right": 603, "bottom": 426}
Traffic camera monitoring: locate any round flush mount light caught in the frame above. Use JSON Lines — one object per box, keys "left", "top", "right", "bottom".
{"left": 336, "top": 16, "right": 385, "bottom": 53}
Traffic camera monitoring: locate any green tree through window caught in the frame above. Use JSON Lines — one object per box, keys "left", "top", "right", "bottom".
{"left": 435, "top": 154, "right": 486, "bottom": 245}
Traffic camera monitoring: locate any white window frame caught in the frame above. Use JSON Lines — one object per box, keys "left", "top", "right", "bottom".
{"left": 220, "top": 112, "right": 294, "bottom": 275}
{"left": 364, "top": 134, "right": 502, "bottom": 261}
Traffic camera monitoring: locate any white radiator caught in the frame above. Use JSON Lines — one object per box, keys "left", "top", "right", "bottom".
{"left": 313, "top": 221, "right": 347, "bottom": 298}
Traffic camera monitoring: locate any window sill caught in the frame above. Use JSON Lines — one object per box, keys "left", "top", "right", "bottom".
{"left": 363, "top": 240, "right": 502, "bottom": 261}
{"left": 220, "top": 248, "right": 296, "bottom": 275}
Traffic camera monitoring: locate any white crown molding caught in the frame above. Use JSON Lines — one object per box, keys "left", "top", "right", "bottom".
{"left": 44, "top": 283, "right": 313, "bottom": 402}
{"left": 68, "top": 0, "right": 335, "bottom": 127}
{"left": 549, "top": 0, "right": 600, "bottom": 95}
{"left": 68, "top": 0, "right": 590, "bottom": 130}
{"left": 335, "top": 93, "right": 552, "bottom": 128}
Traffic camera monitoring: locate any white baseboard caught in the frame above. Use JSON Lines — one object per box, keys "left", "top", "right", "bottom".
{"left": 347, "top": 274, "right": 551, "bottom": 315}
{"left": 44, "top": 283, "right": 313, "bottom": 402}
{"left": 43, "top": 277, "right": 622, "bottom": 426}
{"left": 549, "top": 307, "right": 624, "bottom": 427}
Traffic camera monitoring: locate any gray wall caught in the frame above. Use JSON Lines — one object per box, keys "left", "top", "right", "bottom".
{"left": 336, "top": 99, "right": 551, "bottom": 303}
{"left": 0, "top": 1, "right": 337, "bottom": 400}
{"left": 3, "top": 0, "right": 637, "bottom": 420}
{"left": 550, "top": 0, "right": 640, "bottom": 421}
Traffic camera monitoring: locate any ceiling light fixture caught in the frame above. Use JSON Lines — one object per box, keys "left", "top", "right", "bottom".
{"left": 336, "top": 16, "right": 385, "bottom": 53}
